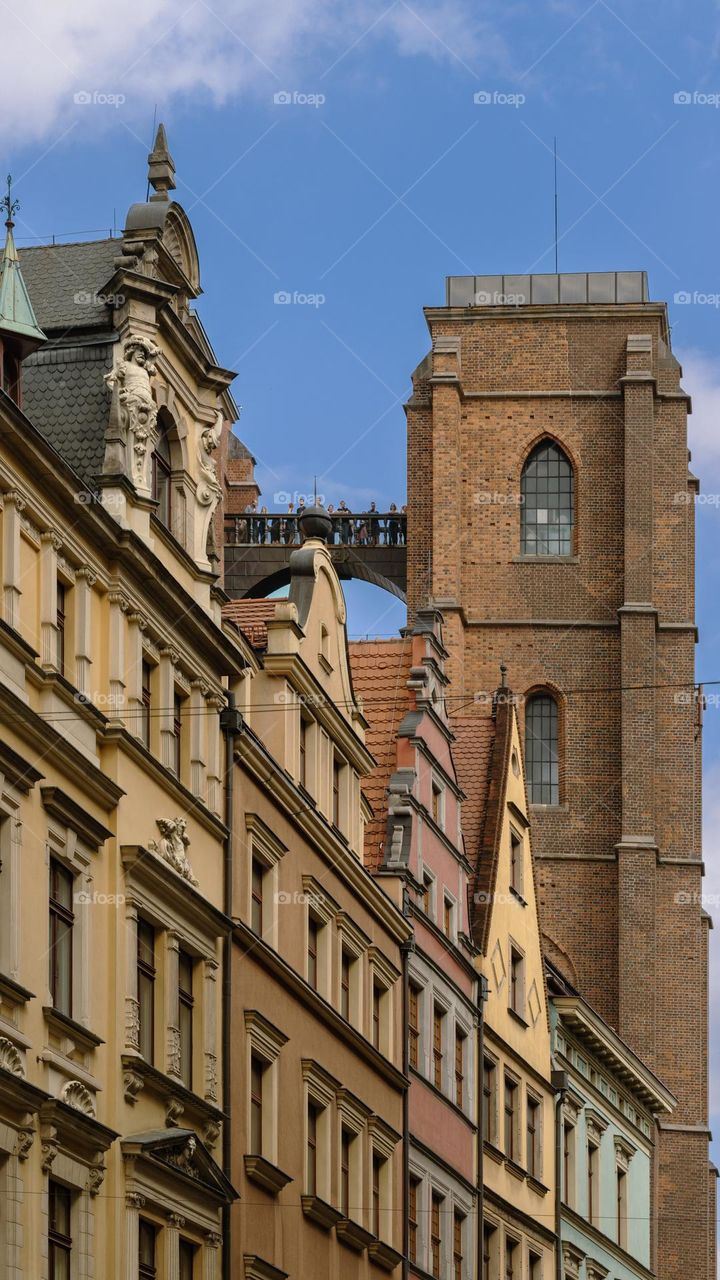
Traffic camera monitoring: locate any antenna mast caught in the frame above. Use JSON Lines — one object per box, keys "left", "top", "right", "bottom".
{"left": 553, "top": 136, "right": 559, "bottom": 273}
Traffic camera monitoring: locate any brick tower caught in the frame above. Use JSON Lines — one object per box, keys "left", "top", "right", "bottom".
{"left": 406, "top": 272, "right": 715, "bottom": 1279}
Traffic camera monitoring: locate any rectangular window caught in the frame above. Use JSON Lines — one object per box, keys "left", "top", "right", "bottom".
{"left": 509, "top": 946, "right": 524, "bottom": 1017}
{"left": 332, "top": 756, "right": 342, "bottom": 828}
{"left": 49, "top": 859, "right": 74, "bottom": 1017}
{"left": 421, "top": 870, "right": 433, "bottom": 918}
{"left": 250, "top": 1054, "right": 265, "bottom": 1155}
{"left": 431, "top": 779, "right": 444, "bottom": 829}
{"left": 588, "top": 1142, "right": 598, "bottom": 1224}
{"left": 56, "top": 581, "right": 66, "bottom": 676}
{"left": 251, "top": 858, "right": 264, "bottom": 935}
{"left": 179, "top": 1240, "right": 196, "bottom": 1280}
{"left": 340, "top": 1127, "right": 353, "bottom": 1218}
{"left": 529, "top": 1251, "right": 543, "bottom": 1280}
{"left": 137, "top": 918, "right": 156, "bottom": 1063}
{"left": 455, "top": 1028, "right": 465, "bottom": 1107}
{"left": 504, "top": 1076, "right": 518, "bottom": 1160}
{"left": 307, "top": 1100, "right": 320, "bottom": 1195}
{"left": 505, "top": 1236, "right": 519, "bottom": 1280}
{"left": 173, "top": 692, "right": 183, "bottom": 776}
{"left": 453, "top": 1210, "right": 464, "bottom": 1280}
{"left": 138, "top": 1219, "right": 157, "bottom": 1279}
{"left": 372, "top": 981, "right": 382, "bottom": 1050}
{"left": 482, "top": 1223, "right": 496, "bottom": 1280}
{"left": 178, "top": 949, "right": 194, "bottom": 1088}
{"left": 443, "top": 896, "right": 453, "bottom": 938}
{"left": 617, "top": 1167, "right": 627, "bottom": 1248}
{"left": 563, "top": 1122, "right": 576, "bottom": 1207}
{"left": 341, "top": 948, "right": 352, "bottom": 1021}
{"left": 409, "top": 1177, "right": 420, "bottom": 1264}
{"left": 409, "top": 984, "right": 420, "bottom": 1070}
{"left": 372, "top": 1152, "right": 384, "bottom": 1238}
{"left": 483, "top": 1057, "right": 496, "bottom": 1143}
{"left": 433, "top": 1005, "right": 444, "bottom": 1090}
{"left": 510, "top": 830, "right": 523, "bottom": 896}
{"left": 430, "top": 1192, "right": 443, "bottom": 1279}
{"left": 527, "top": 1095, "right": 540, "bottom": 1178}
{"left": 308, "top": 914, "right": 320, "bottom": 990}
{"left": 49, "top": 1181, "right": 72, "bottom": 1280}
{"left": 141, "top": 660, "right": 152, "bottom": 748}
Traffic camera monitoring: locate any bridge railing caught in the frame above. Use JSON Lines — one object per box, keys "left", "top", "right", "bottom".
{"left": 224, "top": 511, "right": 407, "bottom": 548}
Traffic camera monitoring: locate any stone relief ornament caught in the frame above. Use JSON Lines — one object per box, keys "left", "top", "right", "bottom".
{"left": 165, "top": 1096, "right": 185, "bottom": 1128}
{"left": 167, "top": 1134, "right": 201, "bottom": 1179}
{"left": 103, "top": 335, "right": 161, "bottom": 494}
{"left": 0, "top": 1036, "right": 25, "bottom": 1077}
{"left": 87, "top": 1162, "right": 106, "bottom": 1197}
{"left": 14, "top": 1128, "right": 34, "bottom": 1161}
{"left": 61, "top": 1079, "right": 97, "bottom": 1117}
{"left": 194, "top": 410, "right": 224, "bottom": 568}
{"left": 148, "top": 817, "right": 198, "bottom": 886}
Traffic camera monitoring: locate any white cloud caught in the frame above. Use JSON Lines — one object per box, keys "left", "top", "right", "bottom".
{"left": 678, "top": 348, "right": 720, "bottom": 486}
{"left": 0, "top": 0, "right": 508, "bottom": 148}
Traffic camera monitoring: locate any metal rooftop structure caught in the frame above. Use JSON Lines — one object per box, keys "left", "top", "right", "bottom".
{"left": 445, "top": 271, "right": 650, "bottom": 307}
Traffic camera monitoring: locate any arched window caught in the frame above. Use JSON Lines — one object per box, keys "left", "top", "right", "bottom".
{"left": 525, "top": 693, "right": 559, "bottom": 805}
{"left": 152, "top": 419, "right": 172, "bottom": 530}
{"left": 521, "top": 440, "right": 574, "bottom": 556}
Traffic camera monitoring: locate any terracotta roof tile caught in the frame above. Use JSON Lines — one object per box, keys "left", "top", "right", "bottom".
{"left": 222, "top": 598, "right": 283, "bottom": 649}
{"left": 349, "top": 638, "right": 413, "bottom": 870}
{"left": 450, "top": 712, "right": 496, "bottom": 864}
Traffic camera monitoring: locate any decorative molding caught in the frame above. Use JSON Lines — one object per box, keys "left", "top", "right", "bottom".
{"left": 148, "top": 816, "right": 198, "bottom": 885}
{"left": 87, "top": 1161, "right": 106, "bottom": 1197}
{"left": 13, "top": 1127, "right": 34, "bottom": 1161}
{"left": 0, "top": 1035, "right": 25, "bottom": 1077}
{"left": 103, "top": 335, "right": 161, "bottom": 494}
{"left": 166, "top": 1096, "right": 185, "bottom": 1128}
{"left": 614, "top": 1134, "right": 636, "bottom": 1171}
{"left": 123, "top": 1066, "right": 144, "bottom": 1105}
{"left": 60, "top": 1079, "right": 97, "bottom": 1117}
{"left": 166, "top": 1134, "right": 202, "bottom": 1180}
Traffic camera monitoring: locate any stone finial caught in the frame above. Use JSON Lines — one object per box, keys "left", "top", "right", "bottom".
{"left": 148, "top": 123, "right": 176, "bottom": 202}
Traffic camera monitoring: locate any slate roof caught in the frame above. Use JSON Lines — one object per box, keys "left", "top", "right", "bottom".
{"left": 21, "top": 340, "right": 115, "bottom": 485}
{"left": 222, "top": 598, "right": 284, "bottom": 650}
{"left": 18, "top": 239, "right": 119, "bottom": 332}
{"left": 348, "top": 638, "right": 412, "bottom": 871}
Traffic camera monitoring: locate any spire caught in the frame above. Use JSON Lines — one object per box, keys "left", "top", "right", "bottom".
{"left": 147, "top": 124, "right": 176, "bottom": 202}
{"left": 0, "top": 175, "right": 46, "bottom": 355}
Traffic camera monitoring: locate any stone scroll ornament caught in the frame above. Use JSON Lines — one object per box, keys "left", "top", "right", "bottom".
{"left": 103, "top": 335, "right": 161, "bottom": 495}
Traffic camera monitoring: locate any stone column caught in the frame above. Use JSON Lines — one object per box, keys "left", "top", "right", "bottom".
{"left": 190, "top": 680, "right": 207, "bottom": 799}
{"left": 204, "top": 1231, "right": 222, "bottom": 1280}
{"left": 158, "top": 648, "right": 178, "bottom": 772}
{"left": 125, "top": 1193, "right": 146, "bottom": 1277}
{"left": 125, "top": 901, "right": 140, "bottom": 1053}
{"left": 126, "top": 613, "right": 147, "bottom": 740}
{"left": 166, "top": 1213, "right": 185, "bottom": 1280}
{"left": 2, "top": 491, "right": 25, "bottom": 630}
{"left": 74, "top": 567, "right": 96, "bottom": 700}
{"left": 203, "top": 956, "right": 219, "bottom": 1103}
{"left": 108, "top": 591, "right": 129, "bottom": 720}
{"left": 206, "top": 695, "right": 224, "bottom": 815}
{"left": 39, "top": 530, "right": 62, "bottom": 668}
{"left": 165, "top": 930, "right": 181, "bottom": 1079}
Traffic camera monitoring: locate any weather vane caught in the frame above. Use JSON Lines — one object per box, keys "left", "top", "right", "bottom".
{"left": 1, "top": 174, "right": 19, "bottom": 226}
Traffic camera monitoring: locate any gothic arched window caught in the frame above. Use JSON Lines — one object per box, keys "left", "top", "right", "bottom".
{"left": 152, "top": 419, "right": 173, "bottom": 530}
{"left": 521, "top": 440, "right": 574, "bottom": 556}
{"left": 525, "top": 693, "right": 559, "bottom": 805}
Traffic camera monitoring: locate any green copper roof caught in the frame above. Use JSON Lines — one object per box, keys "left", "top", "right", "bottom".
{"left": 0, "top": 219, "right": 47, "bottom": 348}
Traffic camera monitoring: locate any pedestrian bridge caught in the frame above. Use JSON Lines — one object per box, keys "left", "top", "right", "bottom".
{"left": 223, "top": 511, "right": 408, "bottom": 602}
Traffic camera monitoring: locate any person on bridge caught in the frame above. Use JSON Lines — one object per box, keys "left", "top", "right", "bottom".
{"left": 338, "top": 500, "right": 351, "bottom": 545}
{"left": 284, "top": 502, "right": 297, "bottom": 544}
{"left": 387, "top": 503, "right": 399, "bottom": 545}
{"left": 327, "top": 504, "right": 336, "bottom": 543}
{"left": 367, "top": 501, "right": 379, "bottom": 544}
{"left": 257, "top": 506, "right": 268, "bottom": 544}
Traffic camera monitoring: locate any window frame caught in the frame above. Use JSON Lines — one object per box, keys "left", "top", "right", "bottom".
{"left": 48, "top": 1180, "right": 73, "bottom": 1280}
{"left": 525, "top": 691, "right": 561, "bottom": 807}
{"left": 520, "top": 437, "right": 575, "bottom": 558}
{"left": 137, "top": 916, "right": 156, "bottom": 1064}
{"left": 49, "top": 857, "right": 74, "bottom": 1017}
{"left": 177, "top": 947, "right": 194, "bottom": 1089}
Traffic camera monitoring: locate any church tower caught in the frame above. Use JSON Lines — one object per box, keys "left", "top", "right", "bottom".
{"left": 406, "top": 271, "right": 713, "bottom": 1279}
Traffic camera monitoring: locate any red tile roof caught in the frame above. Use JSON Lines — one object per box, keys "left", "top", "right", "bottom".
{"left": 348, "top": 638, "right": 413, "bottom": 870}
{"left": 222, "top": 598, "right": 283, "bottom": 649}
{"left": 450, "top": 712, "right": 496, "bottom": 863}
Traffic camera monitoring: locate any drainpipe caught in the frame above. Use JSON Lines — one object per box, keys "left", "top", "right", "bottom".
{"left": 401, "top": 931, "right": 412, "bottom": 1280}
{"left": 475, "top": 973, "right": 489, "bottom": 1279}
{"left": 551, "top": 1070, "right": 569, "bottom": 1280}
{"left": 219, "top": 691, "right": 244, "bottom": 1280}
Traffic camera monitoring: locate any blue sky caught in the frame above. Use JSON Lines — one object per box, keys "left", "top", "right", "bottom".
{"left": 2, "top": 0, "right": 720, "bottom": 1226}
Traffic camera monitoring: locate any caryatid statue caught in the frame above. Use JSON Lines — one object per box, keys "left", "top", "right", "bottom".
{"left": 103, "top": 335, "right": 161, "bottom": 494}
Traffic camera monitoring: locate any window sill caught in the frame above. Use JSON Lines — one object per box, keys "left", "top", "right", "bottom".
{"left": 368, "top": 1239, "right": 403, "bottom": 1272}
{"left": 527, "top": 1174, "right": 550, "bottom": 1197}
{"left": 43, "top": 1006, "right": 104, "bottom": 1052}
{"left": 509, "top": 886, "right": 527, "bottom": 906}
{"left": 508, "top": 1006, "right": 529, "bottom": 1028}
{"left": 529, "top": 803, "right": 569, "bottom": 813}
{"left": 301, "top": 1195, "right": 343, "bottom": 1230}
{"left": 505, "top": 1157, "right": 527, "bottom": 1182}
{"left": 336, "top": 1217, "right": 375, "bottom": 1252}
{"left": 511, "top": 554, "right": 578, "bottom": 564}
{"left": 244, "top": 1154, "right": 293, "bottom": 1195}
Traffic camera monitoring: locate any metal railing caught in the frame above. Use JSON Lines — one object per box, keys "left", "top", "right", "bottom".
{"left": 225, "top": 511, "right": 407, "bottom": 548}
